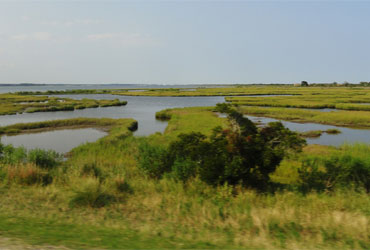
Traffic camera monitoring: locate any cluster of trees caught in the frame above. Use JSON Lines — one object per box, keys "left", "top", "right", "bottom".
{"left": 298, "top": 81, "right": 370, "bottom": 87}
{"left": 139, "top": 106, "right": 305, "bottom": 191}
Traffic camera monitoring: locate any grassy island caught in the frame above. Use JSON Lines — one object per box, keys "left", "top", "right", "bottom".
{"left": 0, "top": 93, "right": 127, "bottom": 116}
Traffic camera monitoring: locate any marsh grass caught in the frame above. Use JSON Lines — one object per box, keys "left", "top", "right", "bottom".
{"left": 0, "top": 117, "right": 137, "bottom": 136}
{"left": 0, "top": 93, "right": 127, "bottom": 116}
{"left": 0, "top": 106, "right": 369, "bottom": 249}
{"left": 5, "top": 164, "right": 52, "bottom": 186}
{"left": 239, "top": 106, "right": 370, "bottom": 128}
{"left": 299, "top": 129, "right": 342, "bottom": 138}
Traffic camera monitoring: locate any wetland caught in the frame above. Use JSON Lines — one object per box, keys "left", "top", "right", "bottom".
{"left": 0, "top": 84, "right": 369, "bottom": 249}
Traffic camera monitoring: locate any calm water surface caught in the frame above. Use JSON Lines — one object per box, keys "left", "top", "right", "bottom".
{"left": 0, "top": 95, "right": 225, "bottom": 135}
{"left": 1, "top": 94, "right": 370, "bottom": 153}
{"left": 246, "top": 115, "right": 370, "bottom": 146}
{"left": 0, "top": 95, "right": 224, "bottom": 153}
{"left": 1, "top": 128, "right": 107, "bottom": 154}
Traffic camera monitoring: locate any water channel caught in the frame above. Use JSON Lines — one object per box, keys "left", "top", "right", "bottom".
{"left": 1, "top": 94, "right": 369, "bottom": 153}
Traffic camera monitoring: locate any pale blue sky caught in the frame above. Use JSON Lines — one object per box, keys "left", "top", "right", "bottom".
{"left": 0, "top": 1, "right": 369, "bottom": 84}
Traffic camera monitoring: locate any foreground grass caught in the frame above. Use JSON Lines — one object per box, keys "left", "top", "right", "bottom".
{"left": 0, "top": 213, "right": 218, "bottom": 249}
{"left": 0, "top": 107, "right": 369, "bottom": 249}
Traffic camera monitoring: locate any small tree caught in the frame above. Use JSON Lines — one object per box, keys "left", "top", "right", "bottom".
{"left": 301, "top": 81, "right": 309, "bottom": 87}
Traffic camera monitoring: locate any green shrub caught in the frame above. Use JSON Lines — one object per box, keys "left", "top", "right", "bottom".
{"left": 298, "top": 153, "right": 370, "bottom": 193}
{"left": 155, "top": 110, "right": 172, "bottom": 121}
{"left": 167, "top": 158, "right": 198, "bottom": 182}
{"left": 0, "top": 145, "right": 27, "bottom": 165}
{"left": 214, "top": 103, "right": 233, "bottom": 113}
{"left": 114, "top": 177, "right": 133, "bottom": 194}
{"left": 27, "top": 149, "right": 61, "bottom": 169}
{"left": 139, "top": 110, "right": 305, "bottom": 190}
{"left": 69, "top": 178, "right": 115, "bottom": 208}
{"left": 138, "top": 142, "right": 170, "bottom": 178}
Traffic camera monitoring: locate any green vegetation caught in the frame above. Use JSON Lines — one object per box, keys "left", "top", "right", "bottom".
{"left": 0, "top": 93, "right": 127, "bottom": 116}
{"left": 16, "top": 89, "right": 112, "bottom": 95}
{"left": 113, "top": 85, "right": 370, "bottom": 99}
{"left": 223, "top": 86, "right": 370, "bottom": 111}
{"left": 0, "top": 117, "right": 137, "bottom": 136}
{"left": 298, "top": 144, "right": 370, "bottom": 193}
{"left": 140, "top": 110, "right": 305, "bottom": 190}
{"left": 238, "top": 106, "right": 370, "bottom": 128}
{"left": 300, "top": 129, "right": 341, "bottom": 138}
{"left": 0, "top": 106, "right": 369, "bottom": 249}
{"left": 299, "top": 130, "right": 323, "bottom": 138}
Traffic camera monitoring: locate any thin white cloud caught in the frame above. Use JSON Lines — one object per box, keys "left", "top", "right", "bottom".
{"left": 11, "top": 34, "right": 28, "bottom": 41}
{"left": 43, "top": 19, "right": 102, "bottom": 27}
{"left": 33, "top": 32, "right": 51, "bottom": 41}
{"left": 86, "top": 32, "right": 159, "bottom": 47}
{"left": 11, "top": 32, "right": 52, "bottom": 41}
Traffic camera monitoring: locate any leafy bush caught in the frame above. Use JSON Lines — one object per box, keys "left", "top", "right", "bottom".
{"left": 0, "top": 144, "right": 27, "bottom": 165}
{"left": 139, "top": 110, "right": 305, "bottom": 190}
{"left": 138, "top": 142, "right": 170, "bottom": 178}
{"left": 298, "top": 153, "right": 370, "bottom": 193}
{"left": 27, "top": 148, "right": 61, "bottom": 169}
{"left": 215, "top": 103, "right": 233, "bottom": 113}
{"left": 167, "top": 158, "right": 198, "bottom": 182}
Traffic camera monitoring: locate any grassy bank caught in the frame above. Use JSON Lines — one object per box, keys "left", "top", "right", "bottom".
{"left": 238, "top": 106, "right": 370, "bottom": 128}
{"left": 0, "top": 118, "right": 137, "bottom": 136}
{"left": 113, "top": 85, "right": 370, "bottom": 98}
{"left": 0, "top": 93, "right": 127, "bottom": 116}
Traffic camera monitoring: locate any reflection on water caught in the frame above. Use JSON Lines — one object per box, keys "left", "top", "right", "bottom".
{"left": 1, "top": 128, "right": 107, "bottom": 154}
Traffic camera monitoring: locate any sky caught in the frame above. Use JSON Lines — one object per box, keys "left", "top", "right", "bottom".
{"left": 0, "top": 0, "right": 370, "bottom": 85}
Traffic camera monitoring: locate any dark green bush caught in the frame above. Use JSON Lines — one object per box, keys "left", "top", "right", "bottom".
{"left": 27, "top": 149, "right": 61, "bottom": 169}
{"left": 138, "top": 142, "right": 170, "bottom": 178}
{"left": 115, "top": 177, "right": 133, "bottom": 194}
{"left": 298, "top": 154, "right": 370, "bottom": 193}
{"left": 215, "top": 103, "right": 233, "bottom": 113}
{"left": 167, "top": 158, "right": 198, "bottom": 182}
{"left": 139, "top": 110, "right": 305, "bottom": 191}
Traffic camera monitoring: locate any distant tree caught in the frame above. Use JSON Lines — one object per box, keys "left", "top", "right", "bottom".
{"left": 343, "top": 81, "right": 350, "bottom": 86}
{"left": 301, "top": 81, "right": 309, "bottom": 87}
